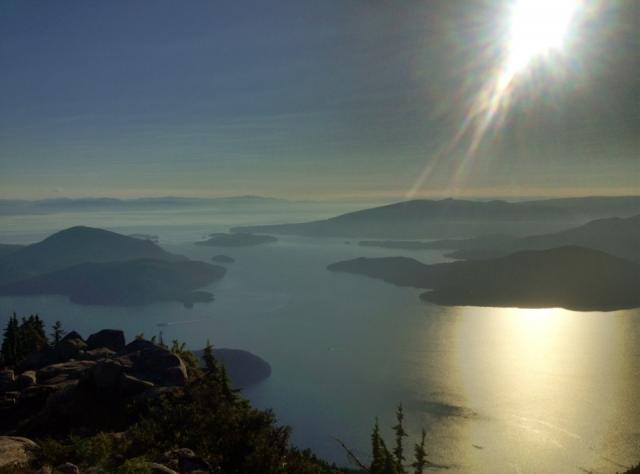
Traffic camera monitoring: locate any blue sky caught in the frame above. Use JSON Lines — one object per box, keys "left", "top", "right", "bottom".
{"left": 1, "top": 0, "right": 638, "bottom": 199}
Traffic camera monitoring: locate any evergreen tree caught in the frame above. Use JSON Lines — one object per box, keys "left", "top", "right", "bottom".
{"left": 20, "top": 314, "right": 48, "bottom": 354}
{"left": 202, "top": 339, "right": 219, "bottom": 378}
{"left": 1, "top": 314, "right": 21, "bottom": 366}
{"left": 392, "top": 404, "right": 408, "bottom": 473}
{"left": 370, "top": 417, "right": 385, "bottom": 473}
{"left": 50, "top": 320, "right": 65, "bottom": 346}
{"left": 411, "top": 429, "right": 428, "bottom": 474}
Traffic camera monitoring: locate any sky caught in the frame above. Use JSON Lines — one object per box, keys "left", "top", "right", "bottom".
{"left": 0, "top": 0, "right": 638, "bottom": 200}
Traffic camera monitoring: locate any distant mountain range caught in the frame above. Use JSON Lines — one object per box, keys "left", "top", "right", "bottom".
{"left": 233, "top": 197, "right": 640, "bottom": 239}
{"left": 0, "top": 227, "right": 225, "bottom": 306}
{"left": 364, "top": 214, "right": 640, "bottom": 262}
{"left": 328, "top": 246, "right": 640, "bottom": 311}
{"left": 0, "top": 195, "right": 287, "bottom": 215}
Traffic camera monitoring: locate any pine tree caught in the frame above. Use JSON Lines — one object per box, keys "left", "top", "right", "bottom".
{"left": 202, "top": 340, "right": 219, "bottom": 378}
{"left": 411, "top": 429, "right": 428, "bottom": 474}
{"left": 392, "top": 404, "right": 408, "bottom": 473}
{"left": 219, "top": 364, "right": 234, "bottom": 401}
{"left": 370, "top": 417, "right": 384, "bottom": 474}
{"left": 1, "top": 314, "right": 21, "bottom": 366}
{"left": 50, "top": 321, "right": 65, "bottom": 346}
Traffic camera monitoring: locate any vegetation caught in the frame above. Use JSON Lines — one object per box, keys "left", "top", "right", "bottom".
{"left": 0, "top": 313, "right": 48, "bottom": 366}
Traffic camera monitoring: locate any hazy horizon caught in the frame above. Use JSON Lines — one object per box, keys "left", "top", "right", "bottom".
{"left": 1, "top": 1, "right": 638, "bottom": 201}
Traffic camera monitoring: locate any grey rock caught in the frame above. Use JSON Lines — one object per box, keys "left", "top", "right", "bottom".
{"left": 56, "top": 337, "right": 88, "bottom": 361}
{"left": 0, "top": 436, "right": 39, "bottom": 468}
{"left": 15, "top": 370, "right": 37, "bottom": 389}
{"left": 86, "top": 329, "right": 125, "bottom": 352}
{"left": 54, "top": 462, "right": 80, "bottom": 474}
{"left": 120, "top": 340, "right": 188, "bottom": 386}
{"left": 82, "top": 347, "right": 116, "bottom": 360}
{"left": 149, "top": 463, "right": 179, "bottom": 474}
{"left": 35, "top": 466, "right": 53, "bottom": 474}
{"left": 119, "top": 373, "right": 155, "bottom": 396}
{"left": 158, "top": 448, "right": 213, "bottom": 473}
{"left": 37, "top": 360, "right": 96, "bottom": 384}
{"left": 92, "top": 360, "right": 123, "bottom": 389}
{"left": 60, "top": 331, "right": 84, "bottom": 343}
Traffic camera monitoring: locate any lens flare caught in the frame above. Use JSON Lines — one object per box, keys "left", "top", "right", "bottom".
{"left": 406, "top": 0, "right": 583, "bottom": 200}
{"left": 506, "top": 0, "right": 580, "bottom": 76}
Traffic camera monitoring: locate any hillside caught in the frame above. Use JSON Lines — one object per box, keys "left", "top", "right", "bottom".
{"left": 232, "top": 198, "right": 577, "bottom": 239}
{"left": 0, "top": 226, "right": 183, "bottom": 285}
{"left": 0, "top": 244, "right": 24, "bottom": 258}
{"left": 328, "top": 246, "right": 640, "bottom": 311}
{"left": 0, "top": 259, "right": 225, "bottom": 306}
{"left": 445, "top": 215, "right": 640, "bottom": 261}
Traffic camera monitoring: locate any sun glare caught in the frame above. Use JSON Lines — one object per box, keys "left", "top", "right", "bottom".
{"left": 506, "top": 0, "right": 580, "bottom": 76}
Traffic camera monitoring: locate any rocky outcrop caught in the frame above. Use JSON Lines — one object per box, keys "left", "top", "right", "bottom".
{"left": 119, "top": 339, "right": 188, "bottom": 387}
{"left": 0, "top": 436, "right": 39, "bottom": 468}
{"left": 0, "top": 333, "right": 191, "bottom": 435}
{"left": 15, "top": 370, "right": 36, "bottom": 389}
{"left": 86, "top": 329, "right": 125, "bottom": 352}
{"left": 157, "top": 448, "right": 217, "bottom": 473}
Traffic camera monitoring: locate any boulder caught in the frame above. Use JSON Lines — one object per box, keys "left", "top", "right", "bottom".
{"left": 82, "top": 347, "right": 116, "bottom": 360}
{"left": 158, "top": 448, "right": 214, "bottom": 473}
{"left": 119, "top": 340, "right": 188, "bottom": 386}
{"left": 119, "top": 373, "right": 155, "bottom": 396}
{"left": 55, "top": 337, "right": 87, "bottom": 361}
{"left": 86, "top": 329, "right": 125, "bottom": 352}
{"left": 15, "top": 370, "right": 37, "bottom": 389}
{"left": 0, "top": 368, "right": 15, "bottom": 391}
{"left": 35, "top": 466, "right": 53, "bottom": 474}
{"left": 149, "top": 463, "right": 180, "bottom": 474}
{"left": 92, "top": 360, "right": 124, "bottom": 389}
{"left": 54, "top": 462, "right": 80, "bottom": 474}
{"left": 37, "top": 360, "right": 96, "bottom": 385}
{"left": 60, "top": 331, "right": 84, "bottom": 343}
{"left": 0, "top": 436, "right": 39, "bottom": 468}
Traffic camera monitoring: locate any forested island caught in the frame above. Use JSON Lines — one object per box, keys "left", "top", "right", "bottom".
{"left": 329, "top": 246, "right": 640, "bottom": 311}
{"left": 0, "top": 227, "right": 225, "bottom": 307}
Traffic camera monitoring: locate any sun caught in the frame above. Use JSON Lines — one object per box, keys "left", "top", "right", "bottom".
{"left": 505, "top": 0, "right": 580, "bottom": 76}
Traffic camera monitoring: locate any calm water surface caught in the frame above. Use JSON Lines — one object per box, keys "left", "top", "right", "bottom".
{"left": 1, "top": 208, "right": 638, "bottom": 473}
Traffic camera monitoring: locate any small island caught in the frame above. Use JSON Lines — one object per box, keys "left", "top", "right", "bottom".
{"left": 194, "top": 348, "right": 271, "bottom": 388}
{"left": 211, "top": 254, "right": 235, "bottom": 263}
{"left": 195, "top": 232, "right": 277, "bottom": 247}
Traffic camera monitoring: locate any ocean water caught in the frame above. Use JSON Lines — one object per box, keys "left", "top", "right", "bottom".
{"left": 1, "top": 207, "right": 639, "bottom": 473}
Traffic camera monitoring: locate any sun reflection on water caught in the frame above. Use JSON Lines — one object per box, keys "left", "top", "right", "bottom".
{"left": 447, "top": 306, "right": 638, "bottom": 473}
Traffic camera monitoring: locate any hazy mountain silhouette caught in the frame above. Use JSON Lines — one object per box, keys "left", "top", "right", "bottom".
{"left": 0, "top": 195, "right": 287, "bottom": 215}
{"left": 0, "top": 258, "right": 225, "bottom": 306}
{"left": 0, "top": 244, "right": 24, "bottom": 258}
{"left": 524, "top": 196, "right": 640, "bottom": 220}
{"left": 232, "top": 198, "right": 580, "bottom": 239}
{"left": 328, "top": 246, "right": 640, "bottom": 311}
{"left": 437, "top": 215, "right": 640, "bottom": 262}
{"left": 0, "top": 226, "right": 183, "bottom": 285}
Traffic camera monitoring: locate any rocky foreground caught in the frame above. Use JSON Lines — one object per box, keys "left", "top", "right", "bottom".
{"left": 0, "top": 330, "right": 220, "bottom": 473}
